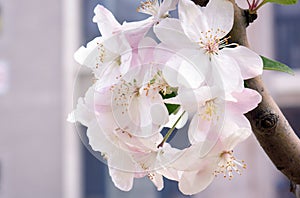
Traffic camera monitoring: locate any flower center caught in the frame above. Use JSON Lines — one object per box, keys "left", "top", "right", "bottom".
{"left": 199, "top": 99, "right": 219, "bottom": 121}
{"left": 111, "top": 78, "right": 139, "bottom": 114}
{"left": 111, "top": 71, "right": 170, "bottom": 114}
{"left": 198, "top": 29, "right": 233, "bottom": 56}
{"left": 137, "top": 0, "right": 160, "bottom": 16}
{"left": 214, "top": 150, "right": 246, "bottom": 180}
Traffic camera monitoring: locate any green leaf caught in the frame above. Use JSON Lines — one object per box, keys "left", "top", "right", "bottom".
{"left": 165, "top": 104, "right": 180, "bottom": 115}
{"left": 160, "top": 91, "right": 177, "bottom": 99}
{"left": 261, "top": 55, "right": 294, "bottom": 75}
{"left": 264, "top": 0, "right": 298, "bottom": 5}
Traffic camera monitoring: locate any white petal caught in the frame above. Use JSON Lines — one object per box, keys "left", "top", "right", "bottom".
{"left": 158, "top": 167, "right": 181, "bottom": 181}
{"left": 178, "top": 0, "right": 208, "bottom": 41}
{"left": 71, "top": 85, "right": 97, "bottom": 126}
{"left": 222, "top": 46, "right": 263, "bottom": 79}
{"left": 73, "top": 37, "right": 102, "bottom": 66}
{"left": 176, "top": 86, "right": 217, "bottom": 113}
{"left": 154, "top": 18, "right": 195, "bottom": 49}
{"left": 177, "top": 59, "right": 204, "bottom": 89}
{"left": 178, "top": 168, "right": 215, "bottom": 195}
{"left": 93, "top": 5, "right": 121, "bottom": 37}
{"left": 211, "top": 55, "right": 244, "bottom": 93}
{"left": 149, "top": 172, "right": 164, "bottom": 191}
{"left": 108, "top": 168, "right": 134, "bottom": 191}
{"left": 158, "top": 0, "right": 179, "bottom": 18}
{"left": 150, "top": 103, "right": 169, "bottom": 126}
{"left": 204, "top": 0, "right": 234, "bottom": 37}
{"left": 220, "top": 119, "right": 252, "bottom": 150}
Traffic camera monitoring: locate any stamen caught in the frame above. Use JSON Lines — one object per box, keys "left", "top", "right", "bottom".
{"left": 199, "top": 99, "right": 219, "bottom": 122}
{"left": 198, "top": 29, "right": 238, "bottom": 56}
{"left": 137, "top": 0, "right": 160, "bottom": 16}
{"left": 213, "top": 150, "right": 247, "bottom": 180}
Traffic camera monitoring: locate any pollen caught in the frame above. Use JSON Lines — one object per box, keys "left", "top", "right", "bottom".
{"left": 198, "top": 28, "right": 236, "bottom": 56}
{"left": 111, "top": 79, "right": 136, "bottom": 113}
{"left": 199, "top": 99, "right": 218, "bottom": 121}
{"left": 137, "top": 0, "right": 159, "bottom": 16}
{"left": 213, "top": 150, "right": 247, "bottom": 180}
{"left": 97, "top": 43, "right": 105, "bottom": 63}
{"left": 147, "top": 173, "right": 155, "bottom": 180}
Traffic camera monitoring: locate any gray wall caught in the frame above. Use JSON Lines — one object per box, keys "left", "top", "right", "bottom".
{"left": 0, "top": 0, "right": 63, "bottom": 197}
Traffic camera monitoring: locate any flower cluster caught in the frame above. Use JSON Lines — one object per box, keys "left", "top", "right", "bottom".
{"left": 68, "top": 0, "right": 263, "bottom": 195}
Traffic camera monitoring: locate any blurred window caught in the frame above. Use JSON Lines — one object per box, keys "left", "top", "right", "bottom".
{"left": 274, "top": 3, "right": 300, "bottom": 69}
{"left": 274, "top": 3, "right": 300, "bottom": 198}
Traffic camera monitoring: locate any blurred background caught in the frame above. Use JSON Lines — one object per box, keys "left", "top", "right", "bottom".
{"left": 0, "top": 0, "right": 299, "bottom": 197}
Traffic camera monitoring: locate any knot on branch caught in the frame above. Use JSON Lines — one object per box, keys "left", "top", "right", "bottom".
{"left": 255, "top": 111, "right": 279, "bottom": 135}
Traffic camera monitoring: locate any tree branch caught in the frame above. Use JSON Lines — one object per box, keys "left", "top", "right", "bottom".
{"left": 233, "top": 8, "right": 300, "bottom": 198}
{"left": 191, "top": 0, "right": 300, "bottom": 194}
{"left": 228, "top": 1, "right": 300, "bottom": 185}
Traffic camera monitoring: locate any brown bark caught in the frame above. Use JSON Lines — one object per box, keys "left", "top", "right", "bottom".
{"left": 228, "top": 0, "right": 300, "bottom": 185}
{"left": 191, "top": 0, "right": 300, "bottom": 193}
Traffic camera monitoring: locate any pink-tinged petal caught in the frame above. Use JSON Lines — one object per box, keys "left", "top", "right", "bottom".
{"left": 158, "top": 0, "right": 179, "bottom": 17}
{"left": 149, "top": 172, "right": 164, "bottom": 191}
{"left": 106, "top": 140, "right": 139, "bottom": 171}
{"left": 220, "top": 119, "right": 252, "bottom": 150}
{"left": 221, "top": 46, "right": 263, "bottom": 79}
{"left": 204, "top": 0, "right": 234, "bottom": 37}
{"left": 138, "top": 37, "right": 157, "bottom": 64}
{"left": 178, "top": 167, "right": 215, "bottom": 195}
{"left": 228, "top": 88, "right": 262, "bottom": 114}
{"left": 188, "top": 115, "right": 224, "bottom": 156}
{"left": 154, "top": 18, "right": 196, "bottom": 49}
{"left": 93, "top": 5, "right": 121, "bottom": 37}
{"left": 123, "top": 20, "right": 153, "bottom": 50}
{"left": 231, "top": 114, "right": 251, "bottom": 129}
{"left": 154, "top": 43, "right": 178, "bottom": 65}
{"left": 108, "top": 168, "right": 134, "bottom": 191}
{"left": 188, "top": 114, "right": 213, "bottom": 144}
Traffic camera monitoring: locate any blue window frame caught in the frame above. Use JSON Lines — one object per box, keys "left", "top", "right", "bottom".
{"left": 274, "top": 3, "right": 300, "bottom": 69}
